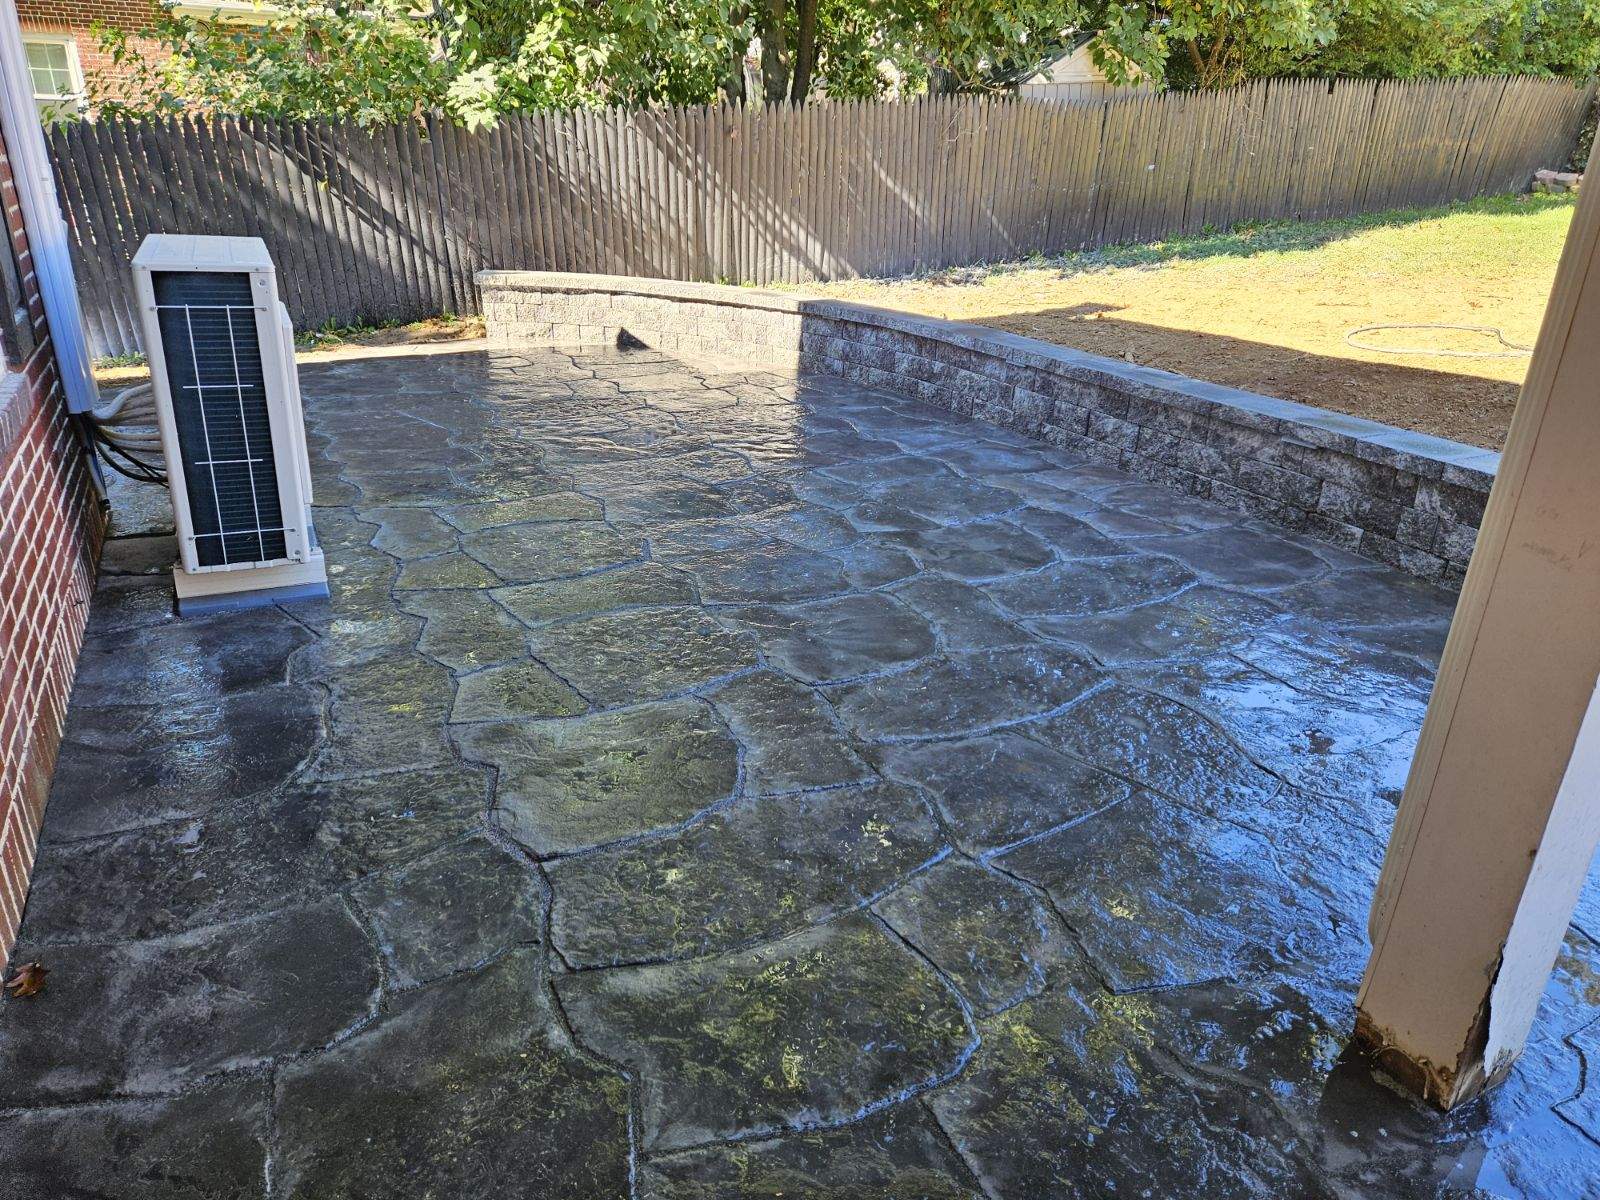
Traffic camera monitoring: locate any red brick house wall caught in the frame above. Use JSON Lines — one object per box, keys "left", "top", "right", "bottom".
{"left": 17, "top": 0, "right": 167, "bottom": 108}
{"left": 0, "top": 117, "right": 106, "bottom": 965}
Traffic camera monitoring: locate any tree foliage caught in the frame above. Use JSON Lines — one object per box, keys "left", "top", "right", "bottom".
{"left": 905, "top": 0, "right": 1085, "bottom": 91}
{"left": 443, "top": 0, "right": 746, "bottom": 127}
{"left": 1089, "top": 1, "right": 1337, "bottom": 89}
{"left": 1308, "top": 0, "right": 1600, "bottom": 79}
{"left": 1089, "top": 0, "right": 1600, "bottom": 88}
{"left": 92, "top": 0, "right": 751, "bottom": 126}
{"left": 84, "top": 0, "right": 1600, "bottom": 127}
{"left": 91, "top": 0, "right": 444, "bottom": 125}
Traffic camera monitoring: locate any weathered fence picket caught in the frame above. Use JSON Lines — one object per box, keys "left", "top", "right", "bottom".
{"left": 47, "top": 75, "right": 1596, "bottom": 359}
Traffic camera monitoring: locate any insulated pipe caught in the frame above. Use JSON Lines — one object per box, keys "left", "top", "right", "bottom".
{"left": 90, "top": 382, "right": 162, "bottom": 451}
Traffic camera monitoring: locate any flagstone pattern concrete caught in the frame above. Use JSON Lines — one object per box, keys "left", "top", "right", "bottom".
{"left": 483, "top": 273, "right": 1500, "bottom": 587}
{"left": 1, "top": 346, "right": 1597, "bottom": 1198}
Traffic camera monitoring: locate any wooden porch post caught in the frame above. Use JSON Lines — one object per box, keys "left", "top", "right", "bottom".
{"left": 1356, "top": 176, "right": 1600, "bottom": 1108}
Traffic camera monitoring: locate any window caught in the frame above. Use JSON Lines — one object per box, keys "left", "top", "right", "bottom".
{"left": 22, "top": 37, "right": 83, "bottom": 121}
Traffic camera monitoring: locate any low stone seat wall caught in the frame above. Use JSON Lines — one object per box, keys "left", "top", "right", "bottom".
{"left": 479, "top": 270, "right": 1498, "bottom": 586}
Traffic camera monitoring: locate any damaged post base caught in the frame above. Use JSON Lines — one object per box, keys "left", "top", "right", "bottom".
{"left": 1350, "top": 1007, "right": 1515, "bottom": 1111}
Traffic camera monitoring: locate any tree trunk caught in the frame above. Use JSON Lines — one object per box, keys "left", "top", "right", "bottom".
{"left": 1203, "top": 30, "right": 1229, "bottom": 88}
{"left": 759, "top": 0, "right": 791, "bottom": 104}
{"left": 721, "top": 38, "right": 749, "bottom": 105}
{"left": 789, "top": 0, "right": 818, "bottom": 102}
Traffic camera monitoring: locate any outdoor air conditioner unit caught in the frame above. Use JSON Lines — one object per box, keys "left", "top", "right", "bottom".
{"left": 132, "top": 234, "right": 328, "bottom": 615}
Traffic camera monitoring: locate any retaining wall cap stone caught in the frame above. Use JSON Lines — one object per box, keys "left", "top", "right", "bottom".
{"left": 477, "top": 270, "right": 1500, "bottom": 487}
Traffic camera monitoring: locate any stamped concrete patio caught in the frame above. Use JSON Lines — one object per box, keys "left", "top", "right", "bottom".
{"left": 2, "top": 344, "right": 1598, "bottom": 1198}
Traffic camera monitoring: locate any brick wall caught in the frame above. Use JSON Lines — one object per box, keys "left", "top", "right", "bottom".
{"left": 0, "top": 119, "right": 107, "bottom": 965}
{"left": 17, "top": 0, "right": 167, "bottom": 109}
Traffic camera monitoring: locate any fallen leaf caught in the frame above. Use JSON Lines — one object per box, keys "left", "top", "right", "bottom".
{"left": 4, "top": 961, "right": 48, "bottom": 998}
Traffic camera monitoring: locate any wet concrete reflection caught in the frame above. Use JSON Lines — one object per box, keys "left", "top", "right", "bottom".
{"left": 1, "top": 345, "right": 1595, "bottom": 1198}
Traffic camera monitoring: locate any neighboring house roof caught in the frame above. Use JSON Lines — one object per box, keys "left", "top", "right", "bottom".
{"left": 165, "top": 0, "right": 276, "bottom": 21}
{"left": 1026, "top": 42, "right": 1108, "bottom": 86}
{"left": 17, "top": 0, "right": 274, "bottom": 30}
{"left": 1022, "top": 35, "right": 1147, "bottom": 87}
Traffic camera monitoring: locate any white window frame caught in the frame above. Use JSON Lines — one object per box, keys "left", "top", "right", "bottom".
{"left": 20, "top": 32, "right": 84, "bottom": 117}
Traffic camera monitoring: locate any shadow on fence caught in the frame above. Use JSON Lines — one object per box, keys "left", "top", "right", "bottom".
{"left": 49, "top": 75, "right": 1597, "bottom": 359}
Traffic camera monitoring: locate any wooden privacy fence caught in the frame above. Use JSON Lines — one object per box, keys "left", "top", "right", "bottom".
{"left": 51, "top": 74, "right": 1596, "bottom": 358}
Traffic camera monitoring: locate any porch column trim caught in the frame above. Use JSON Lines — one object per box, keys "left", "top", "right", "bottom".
{"left": 1358, "top": 175, "right": 1600, "bottom": 1107}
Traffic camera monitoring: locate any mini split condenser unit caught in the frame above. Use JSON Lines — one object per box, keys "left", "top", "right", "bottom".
{"left": 132, "top": 235, "right": 328, "bottom": 615}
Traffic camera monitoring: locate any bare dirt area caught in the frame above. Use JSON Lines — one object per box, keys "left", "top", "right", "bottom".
{"left": 295, "top": 313, "right": 485, "bottom": 355}
{"left": 808, "top": 194, "right": 1575, "bottom": 451}
{"left": 94, "top": 314, "right": 486, "bottom": 390}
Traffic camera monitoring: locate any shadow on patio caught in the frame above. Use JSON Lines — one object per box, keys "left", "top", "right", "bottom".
{"left": 1, "top": 343, "right": 1596, "bottom": 1198}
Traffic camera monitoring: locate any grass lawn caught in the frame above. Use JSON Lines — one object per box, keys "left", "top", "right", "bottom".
{"left": 807, "top": 193, "right": 1576, "bottom": 450}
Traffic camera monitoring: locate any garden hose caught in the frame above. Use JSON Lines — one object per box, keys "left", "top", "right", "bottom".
{"left": 1344, "top": 323, "right": 1533, "bottom": 359}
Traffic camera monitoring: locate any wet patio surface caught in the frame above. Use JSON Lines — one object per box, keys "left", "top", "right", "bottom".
{"left": 2, "top": 345, "right": 1598, "bottom": 1198}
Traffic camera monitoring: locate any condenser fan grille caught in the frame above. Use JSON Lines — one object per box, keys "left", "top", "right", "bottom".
{"left": 152, "top": 270, "right": 288, "bottom": 567}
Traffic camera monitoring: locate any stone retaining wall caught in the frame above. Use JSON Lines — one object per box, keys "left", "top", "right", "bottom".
{"left": 479, "top": 271, "right": 1499, "bottom": 587}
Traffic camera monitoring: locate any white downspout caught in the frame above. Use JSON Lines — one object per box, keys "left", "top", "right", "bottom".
{"left": 0, "top": 0, "right": 97, "bottom": 413}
